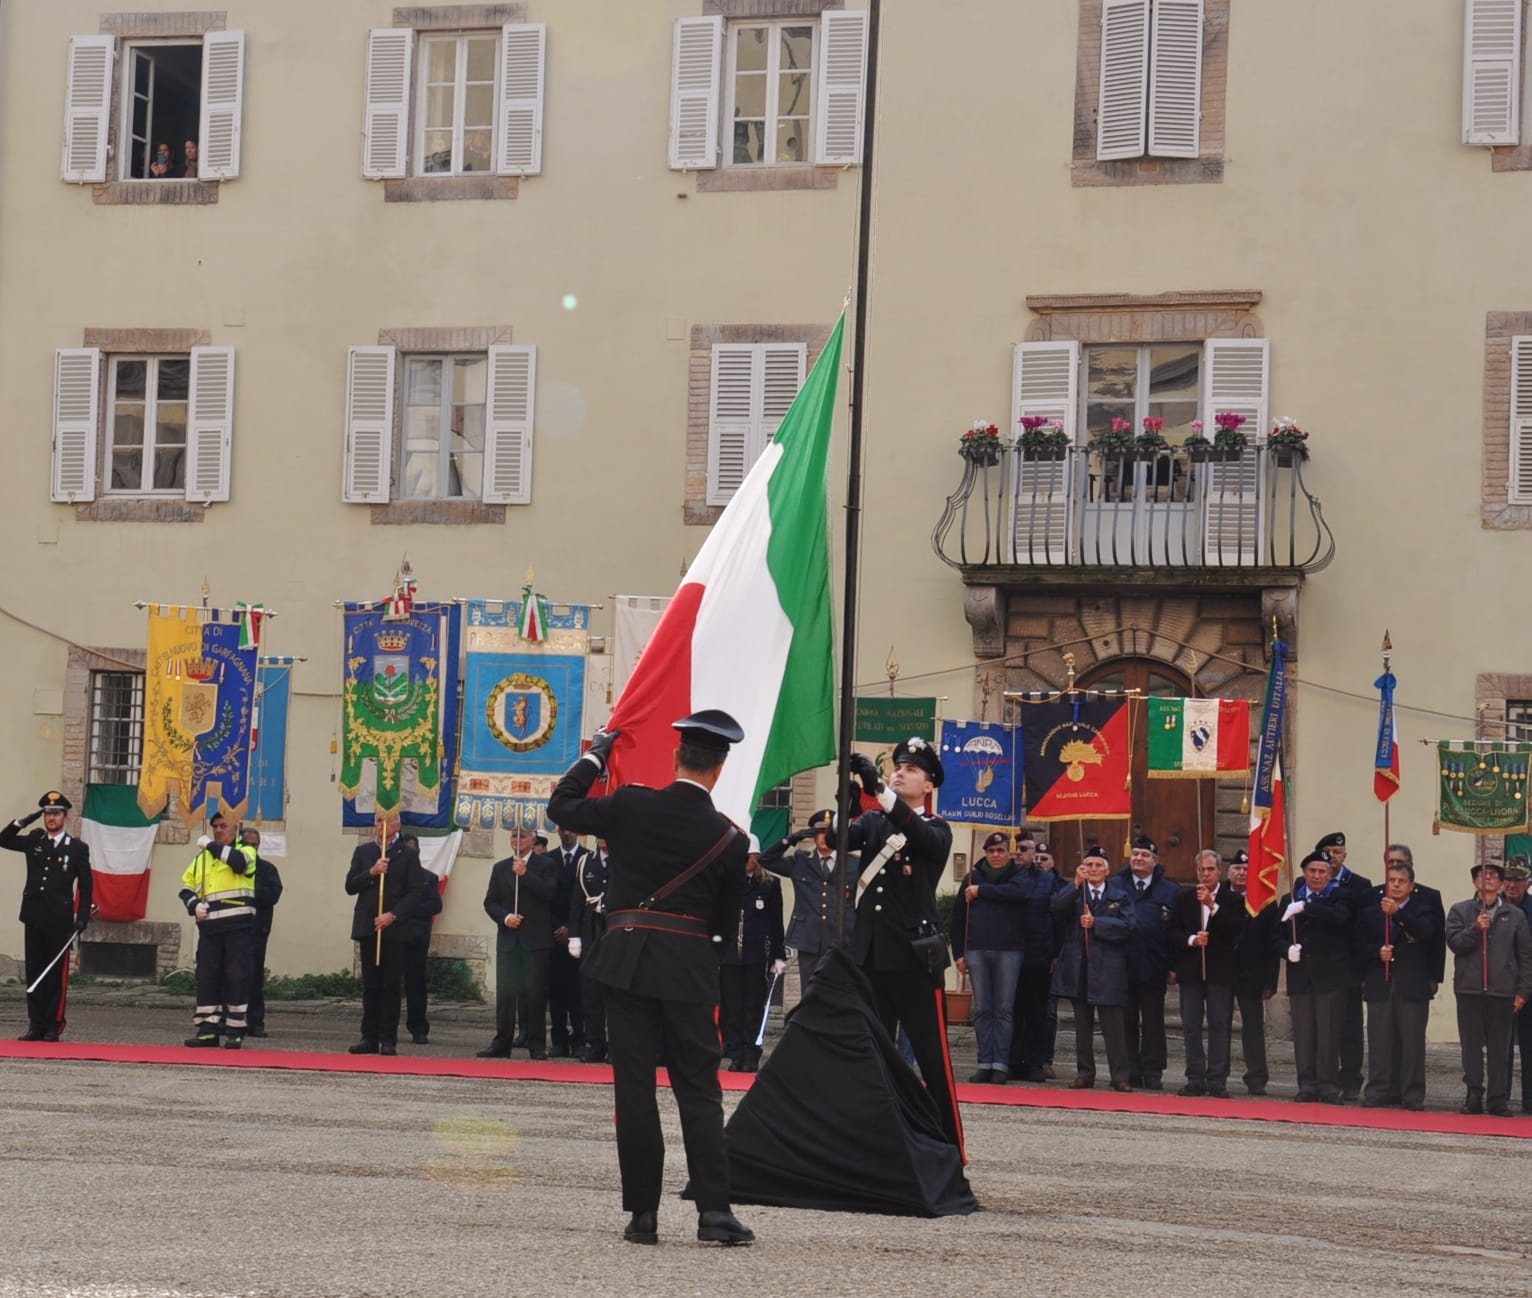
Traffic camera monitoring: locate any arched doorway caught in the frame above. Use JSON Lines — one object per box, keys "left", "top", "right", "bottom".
{"left": 1064, "top": 658, "right": 1215, "bottom": 884}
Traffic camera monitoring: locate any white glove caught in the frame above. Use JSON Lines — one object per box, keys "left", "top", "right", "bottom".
{"left": 195, "top": 902, "right": 210, "bottom": 921}
{"left": 568, "top": 938, "right": 582, "bottom": 959}
{"left": 197, "top": 835, "right": 212, "bottom": 850}
{"left": 771, "top": 959, "right": 787, "bottom": 976}
{"left": 1287, "top": 943, "right": 1302, "bottom": 963}
{"left": 1281, "top": 900, "right": 1306, "bottom": 923}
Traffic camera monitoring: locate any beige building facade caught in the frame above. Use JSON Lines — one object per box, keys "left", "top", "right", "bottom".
{"left": 0, "top": 0, "right": 1528, "bottom": 1034}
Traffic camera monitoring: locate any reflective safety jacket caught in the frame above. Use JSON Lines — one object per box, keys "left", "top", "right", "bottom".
{"left": 179, "top": 842, "right": 258, "bottom": 928}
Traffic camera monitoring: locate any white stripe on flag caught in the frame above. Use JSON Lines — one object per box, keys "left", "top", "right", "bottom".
{"left": 80, "top": 819, "right": 157, "bottom": 876}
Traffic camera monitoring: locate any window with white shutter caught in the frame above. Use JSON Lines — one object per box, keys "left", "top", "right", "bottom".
{"left": 670, "top": 15, "right": 723, "bottom": 169}
{"left": 497, "top": 24, "right": 546, "bottom": 175}
{"left": 1464, "top": 0, "right": 1522, "bottom": 147}
{"left": 483, "top": 346, "right": 537, "bottom": 504}
{"left": 362, "top": 29, "right": 414, "bottom": 179}
{"left": 114, "top": 41, "right": 207, "bottom": 180}
{"left": 199, "top": 31, "right": 246, "bottom": 179}
{"left": 1509, "top": 336, "right": 1532, "bottom": 503}
{"left": 706, "top": 343, "right": 806, "bottom": 505}
{"left": 185, "top": 346, "right": 236, "bottom": 503}
{"left": 1097, "top": 0, "right": 1204, "bottom": 162}
{"left": 343, "top": 346, "right": 397, "bottom": 503}
{"left": 1200, "top": 338, "right": 1269, "bottom": 565}
{"left": 52, "top": 349, "right": 102, "bottom": 502}
{"left": 61, "top": 35, "right": 115, "bottom": 183}
{"left": 1012, "top": 342, "right": 1079, "bottom": 564}
{"left": 813, "top": 9, "right": 868, "bottom": 165}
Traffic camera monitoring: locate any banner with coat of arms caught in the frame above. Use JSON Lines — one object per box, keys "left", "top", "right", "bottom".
{"left": 1437, "top": 741, "right": 1532, "bottom": 834}
{"left": 937, "top": 720, "right": 1022, "bottom": 828}
{"left": 339, "top": 601, "right": 461, "bottom": 822}
{"left": 139, "top": 604, "right": 260, "bottom": 825}
{"left": 457, "top": 596, "right": 590, "bottom": 831}
{"left": 1017, "top": 692, "right": 1132, "bottom": 823}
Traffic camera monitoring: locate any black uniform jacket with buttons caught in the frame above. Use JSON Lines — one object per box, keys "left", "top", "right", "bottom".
{"left": 1353, "top": 885, "right": 1441, "bottom": 1003}
{"left": 1273, "top": 886, "right": 1358, "bottom": 995}
{"left": 719, "top": 870, "right": 786, "bottom": 966}
{"left": 548, "top": 758, "right": 749, "bottom": 1005}
{"left": 0, "top": 822, "right": 93, "bottom": 928}
{"left": 568, "top": 849, "right": 610, "bottom": 946}
{"left": 845, "top": 799, "right": 953, "bottom": 982}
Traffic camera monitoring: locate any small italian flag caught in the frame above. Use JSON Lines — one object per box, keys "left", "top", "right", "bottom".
{"left": 604, "top": 313, "right": 843, "bottom": 828}
{"left": 81, "top": 783, "right": 159, "bottom": 922}
{"left": 1146, "top": 697, "right": 1251, "bottom": 778}
{"left": 518, "top": 585, "right": 549, "bottom": 643}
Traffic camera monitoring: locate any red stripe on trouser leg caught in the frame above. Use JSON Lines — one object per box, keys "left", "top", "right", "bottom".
{"left": 933, "top": 987, "right": 967, "bottom": 1165}
{"left": 56, "top": 949, "right": 70, "bottom": 1033}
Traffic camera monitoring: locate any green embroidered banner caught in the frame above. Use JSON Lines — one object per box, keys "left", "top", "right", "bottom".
{"left": 1438, "top": 741, "right": 1532, "bottom": 834}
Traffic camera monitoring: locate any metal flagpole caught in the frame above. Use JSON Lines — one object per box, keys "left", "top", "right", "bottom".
{"left": 831, "top": 0, "right": 883, "bottom": 947}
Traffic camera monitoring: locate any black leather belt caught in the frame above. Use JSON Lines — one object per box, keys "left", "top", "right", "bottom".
{"left": 606, "top": 908, "right": 710, "bottom": 939}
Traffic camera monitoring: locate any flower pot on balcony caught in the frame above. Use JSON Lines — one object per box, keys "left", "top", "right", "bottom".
{"left": 1019, "top": 445, "right": 1066, "bottom": 461}
{"left": 960, "top": 442, "right": 1002, "bottom": 467}
{"left": 1269, "top": 444, "right": 1308, "bottom": 466}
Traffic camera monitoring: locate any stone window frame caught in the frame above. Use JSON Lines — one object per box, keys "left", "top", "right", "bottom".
{"left": 689, "top": 0, "right": 846, "bottom": 194}
{"left": 1489, "top": 0, "right": 1532, "bottom": 172}
{"left": 1481, "top": 312, "right": 1532, "bottom": 529}
{"left": 380, "top": 4, "right": 528, "bottom": 203}
{"left": 62, "top": 645, "right": 190, "bottom": 846}
{"left": 684, "top": 321, "right": 833, "bottom": 526}
{"left": 91, "top": 11, "right": 227, "bottom": 206}
{"left": 74, "top": 327, "right": 214, "bottom": 524}
{"left": 1022, "top": 289, "right": 1263, "bottom": 344}
{"left": 1071, "top": 0, "right": 1229, "bottom": 189}
{"left": 368, "top": 324, "right": 514, "bottom": 525}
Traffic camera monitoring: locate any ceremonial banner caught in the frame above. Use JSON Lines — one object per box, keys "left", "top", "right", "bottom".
{"left": 938, "top": 720, "right": 1021, "bottom": 828}
{"left": 339, "top": 601, "right": 460, "bottom": 822}
{"left": 139, "top": 604, "right": 259, "bottom": 825}
{"left": 1247, "top": 638, "right": 1290, "bottom": 916}
{"left": 81, "top": 783, "right": 158, "bottom": 921}
{"left": 1374, "top": 670, "right": 1400, "bottom": 803}
{"left": 248, "top": 658, "right": 294, "bottom": 822}
{"left": 1146, "top": 698, "right": 1250, "bottom": 778}
{"left": 1437, "top": 741, "right": 1532, "bottom": 834}
{"left": 854, "top": 697, "right": 938, "bottom": 812}
{"left": 613, "top": 595, "right": 670, "bottom": 695}
{"left": 457, "top": 597, "right": 589, "bottom": 832}
{"left": 1018, "top": 695, "right": 1131, "bottom": 823}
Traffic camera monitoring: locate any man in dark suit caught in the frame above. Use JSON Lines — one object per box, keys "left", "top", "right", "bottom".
{"left": 1116, "top": 835, "right": 1180, "bottom": 1090}
{"left": 1317, "top": 830, "right": 1371, "bottom": 1099}
{"left": 397, "top": 832, "right": 443, "bottom": 1045}
{"left": 547, "top": 826, "right": 589, "bottom": 1057}
{"left": 1051, "top": 846, "right": 1134, "bottom": 1091}
{"left": 845, "top": 738, "right": 961, "bottom": 1153}
{"left": 241, "top": 827, "right": 283, "bottom": 1039}
{"left": 548, "top": 710, "right": 753, "bottom": 1247}
{"left": 0, "top": 791, "right": 93, "bottom": 1041}
{"left": 1355, "top": 856, "right": 1440, "bottom": 1111}
{"left": 344, "top": 826, "right": 430, "bottom": 1056}
{"left": 759, "top": 807, "right": 856, "bottom": 987}
{"left": 1228, "top": 849, "right": 1279, "bottom": 1095}
{"left": 1168, "top": 849, "right": 1245, "bottom": 1097}
{"left": 1277, "top": 850, "right": 1358, "bottom": 1103}
{"left": 478, "top": 826, "right": 557, "bottom": 1060}
{"left": 568, "top": 837, "right": 610, "bottom": 1062}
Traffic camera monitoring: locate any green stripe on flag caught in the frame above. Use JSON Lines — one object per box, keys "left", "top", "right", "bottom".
{"left": 83, "top": 782, "right": 162, "bottom": 827}
{"left": 750, "top": 313, "right": 844, "bottom": 809}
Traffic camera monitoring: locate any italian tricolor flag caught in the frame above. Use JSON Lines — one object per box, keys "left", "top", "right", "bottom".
{"left": 1146, "top": 698, "right": 1251, "bottom": 778}
{"left": 81, "top": 783, "right": 159, "bottom": 922}
{"left": 603, "top": 314, "right": 843, "bottom": 828}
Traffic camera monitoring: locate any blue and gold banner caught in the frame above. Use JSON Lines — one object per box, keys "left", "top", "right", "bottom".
{"left": 139, "top": 605, "right": 259, "bottom": 825}
{"left": 339, "top": 601, "right": 461, "bottom": 822}
{"left": 458, "top": 597, "right": 589, "bottom": 831}
{"left": 937, "top": 720, "right": 1022, "bottom": 828}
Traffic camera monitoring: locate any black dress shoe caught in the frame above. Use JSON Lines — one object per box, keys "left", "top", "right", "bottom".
{"left": 246, "top": 1026, "right": 268, "bottom": 1038}
{"left": 17, "top": 1027, "right": 44, "bottom": 1042}
{"left": 623, "top": 1211, "right": 658, "bottom": 1245}
{"left": 1403, "top": 1101, "right": 1426, "bottom": 1112}
{"left": 527, "top": 1046, "right": 548, "bottom": 1061}
{"left": 348, "top": 1040, "right": 380, "bottom": 1055}
{"left": 1461, "top": 1097, "right": 1484, "bottom": 1115}
{"left": 1177, "top": 1083, "right": 1206, "bottom": 1097}
{"left": 968, "top": 1068, "right": 994, "bottom": 1085}
{"left": 1294, "top": 1091, "right": 1317, "bottom": 1103}
{"left": 1141, "top": 1075, "right": 1163, "bottom": 1091}
{"left": 1020, "top": 1067, "right": 1046, "bottom": 1083}
{"left": 697, "top": 1210, "right": 754, "bottom": 1246}
{"left": 579, "top": 1045, "right": 608, "bottom": 1064}
{"left": 411, "top": 1033, "right": 429, "bottom": 1044}
{"left": 1207, "top": 1086, "right": 1230, "bottom": 1099}
{"left": 511, "top": 1030, "right": 528, "bottom": 1048}
{"left": 549, "top": 1042, "right": 572, "bottom": 1058}
{"left": 185, "top": 1034, "right": 220, "bottom": 1048}
{"left": 476, "top": 1046, "right": 510, "bottom": 1058}
{"left": 380, "top": 1044, "right": 397, "bottom": 1057}
{"left": 1487, "top": 1103, "right": 1512, "bottom": 1117}
{"left": 1245, "top": 1083, "right": 1268, "bottom": 1096}
{"left": 40, "top": 1028, "right": 60, "bottom": 1043}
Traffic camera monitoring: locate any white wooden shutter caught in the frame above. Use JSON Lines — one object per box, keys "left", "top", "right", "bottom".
{"left": 813, "top": 8, "right": 868, "bottom": 165}
{"left": 51, "top": 348, "right": 101, "bottom": 502}
{"left": 343, "top": 346, "right": 396, "bottom": 503}
{"left": 199, "top": 30, "right": 245, "bottom": 179}
{"left": 1097, "top": 0, "right": 1150, "bottom": 160}
{"left": 483, "top": 345, "right": 537, "bottom": 505}
{"left": 668, "top": 15, "right": 722, "bottom": 170}
{"left": 1201, "top": 338, "right": 1270, "bottom": 566}
{"left": 1510, "top": 337, "right": 1532, "bottom": 503}
{"left": 705, "top": 344, "right": 806, "bottom": 506}
{"left": 1464, "top": 0, "right": 1522, "bottom": 146}
{"left": 61, "top": 35, "right": 115, "bottom": 183}
{"left": 1011, "top": 342, "right": 1079, "bottom": 565}
{"left": 497, "top": 23, "right": 545, "bottom": 175}
{"left": 185, "top": 347, "right": 235, "bottom": 503}
{"left": 1148, "top": 0, "right": 1202, "bottom": 158}
{"left": 362, "top": 28, "right": 414, "bottom": 179}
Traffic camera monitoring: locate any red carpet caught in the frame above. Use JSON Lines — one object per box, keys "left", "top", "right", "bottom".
{"left": 1, "top": 1040, "right": 1526, "bottom": 1139}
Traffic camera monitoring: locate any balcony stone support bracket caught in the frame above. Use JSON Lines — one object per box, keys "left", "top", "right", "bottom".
{"left": 963, "top": 585, "right": 1007, "bottom": 661}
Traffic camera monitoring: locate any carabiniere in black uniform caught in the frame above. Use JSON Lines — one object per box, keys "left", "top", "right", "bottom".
{"left": 547, "top": 709, "right": 753, "bottom": 1248}
{"left": 0, "top": 791, "right": 93, "bottom": 1041}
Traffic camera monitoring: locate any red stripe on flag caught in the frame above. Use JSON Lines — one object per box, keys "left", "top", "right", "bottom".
{"left": 605, "top": 581, "right": 705, "bottom": 793}
{"left": 92, "top": 869, "right": 151, "bottom": 923}
{"left": 1247, "top": 763, "right": 1284, "bottom": 917}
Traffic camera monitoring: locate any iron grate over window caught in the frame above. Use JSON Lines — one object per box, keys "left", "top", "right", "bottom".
{"left": 88, "top": 671, "right": 144, "bottom": 786}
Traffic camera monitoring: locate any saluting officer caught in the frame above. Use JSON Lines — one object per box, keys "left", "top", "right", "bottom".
{"left": 759, "top": 807, "right": 857, "bottom": 988}
{"left": 0, "top": 791, "right": 93, "bottom": 1041}
{"left": 845, "top": 738, "right": 962, "bottom": 1154}
{"left": 547, "top": 710, "right": 754, "bottom": 1248}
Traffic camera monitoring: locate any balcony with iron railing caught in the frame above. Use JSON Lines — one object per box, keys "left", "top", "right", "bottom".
{"left": 932, "top": 444, "right": 1335, "bottom": 576}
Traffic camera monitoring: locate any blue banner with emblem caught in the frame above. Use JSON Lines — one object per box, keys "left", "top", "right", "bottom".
{"left": 937, "top": 719, "right": 1022, "bottom": 828}
{"left": 248, "top": 658, "right": 294, "bottom": 822}
{"left": 457, "top": 597, "right": 590, "bottom": 832}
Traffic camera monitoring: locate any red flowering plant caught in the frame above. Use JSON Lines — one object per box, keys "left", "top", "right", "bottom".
{"left": 1091, "top": 415, "right": 1138, "bottom": 456}
{"left": 1135, "top": 415, "right": 1170, "bottom": 455}
{"left": 959, "top": 420, "right": 1003, "bottom": 463}
{"left": 1212, "top": 410, "right": 1249, "bottom": 453}
{"left": 1267, "top": 416, "right": 1309, "bottom": 454}
{"left": 1016, "top": 415, "right": 1069, "bottom": 455}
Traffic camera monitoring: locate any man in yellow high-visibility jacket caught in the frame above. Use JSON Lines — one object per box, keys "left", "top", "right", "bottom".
{"left": 179, "top": 813, "right": 258, "bottom": 1048}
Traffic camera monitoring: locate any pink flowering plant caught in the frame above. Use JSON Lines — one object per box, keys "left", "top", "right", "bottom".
{"left": 1212, "top": 411, "right": 1249, "bottom": 453}
{"left": 1091, "top": 415, "right": 1138, "bottom": 455}
{"left": 1016, "top": 415, "right": 1069, "bottom": 454}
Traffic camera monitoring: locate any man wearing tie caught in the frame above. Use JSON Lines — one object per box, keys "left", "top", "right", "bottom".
{"left": 548, "top": 826, "right": 589, "bottom": 1058}
{"left": 567, "top": 838, "right": 610, "bottom": 1063}
{"left": 759, "top": 807, "right": 857, "bottom": 988}
{"left": 1051, "top": 847, "right": 1133, "bottom": 1091}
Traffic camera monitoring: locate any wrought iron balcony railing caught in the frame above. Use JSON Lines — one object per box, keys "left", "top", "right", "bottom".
{"left": 932, "top": 444, "right": 1335, "bottom": 572}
